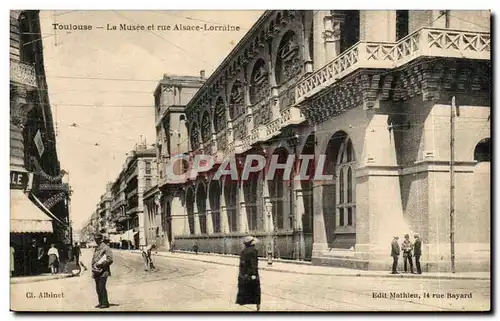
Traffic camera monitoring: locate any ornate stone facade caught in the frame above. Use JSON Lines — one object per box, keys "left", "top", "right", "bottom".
{"left": 167, "top": 10, "right": 491, "bottom": 272}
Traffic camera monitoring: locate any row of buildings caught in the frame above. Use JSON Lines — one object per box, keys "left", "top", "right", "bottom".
{"left": 10, "top": 10, "right": 72, "bottom": 276}
{"left": 86, "top": 10, "right": 491, "bottom": 272}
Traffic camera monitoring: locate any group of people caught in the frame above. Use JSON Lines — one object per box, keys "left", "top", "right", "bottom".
{"left": 10, "top": 239, "right": 84, "bottom": 277}
{"left": 391, "top": 233, "right": 422, "bottom": 274}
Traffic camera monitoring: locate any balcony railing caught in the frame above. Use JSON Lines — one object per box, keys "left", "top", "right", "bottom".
{"left": 280, "top": 106, "right": 304, "bottom": 129}
{"left": 265, "top": 117, "right": 282, "bottom": 138}
{"left": 295, "top": 27, "right": 491, "bottom": 104}
{"left": 10, "top": 59, "right": 37, "bottom": 88}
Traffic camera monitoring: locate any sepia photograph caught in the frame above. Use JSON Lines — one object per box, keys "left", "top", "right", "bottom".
{"left": 8, "top": 8, "right": 491, "bottom": 312}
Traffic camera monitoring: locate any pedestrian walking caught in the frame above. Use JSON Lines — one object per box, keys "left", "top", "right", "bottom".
{"left": 142, "top": 243, "right": 157, "bottom": 271}
{"left": 47, "top": 244, "right": 60, "bottom": 274}
{"left": 414, "top": 234, "right": 422, "bottom": 274}
{"left": 402, "top": 234, "right": 415, "bottom": 274}
{"left": 236, "top": 236, "right": 261, "bottom": 312}
{"left": 390, "top": 236, "right": 400, "bottom": 274}
{"left": 91, "top": 234, "right": 114, "bottom": 309}
{"left": 73, "top": 242, "right": 81, "bottom": 263}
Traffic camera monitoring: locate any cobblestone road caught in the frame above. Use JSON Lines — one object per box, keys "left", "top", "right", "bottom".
{"left": 10, "top": 249, "right": 490, "bottom": 312}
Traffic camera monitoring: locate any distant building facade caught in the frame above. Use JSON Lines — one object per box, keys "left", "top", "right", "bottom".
{"left": 143, "top": 74, "right": 205, "bottom": 250}
{"left": 169, "top": 10, "right": 490, "bottom": 272}
{"left": 107, "top": 144, "right": 157, "bottom": 249}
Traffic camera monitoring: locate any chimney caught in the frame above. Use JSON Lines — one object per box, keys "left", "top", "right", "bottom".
{"left": 200, "top": 70, "right": 205, "bottom": 79}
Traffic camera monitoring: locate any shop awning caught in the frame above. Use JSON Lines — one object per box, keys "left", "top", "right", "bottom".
{"left": 120, "top": 229, "right": 138, "bottom": 242}
{"left": 10, "top": 190, "right": 52, "bottom": 233}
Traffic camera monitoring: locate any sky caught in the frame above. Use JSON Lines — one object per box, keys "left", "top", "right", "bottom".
{"left": 38, "top": 10, "right": 263, "bottom": 231}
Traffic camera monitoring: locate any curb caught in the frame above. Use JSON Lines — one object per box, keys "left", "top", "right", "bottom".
{"left": 125, "top": 250, "right": 490, "bottom": 281}
{"left": 10, "top": 273, "right": 74, "bottom": 285}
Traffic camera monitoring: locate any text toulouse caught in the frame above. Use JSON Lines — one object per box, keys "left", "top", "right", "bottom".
{"left": 52, "top": 23, "right": 240, "bottom": 32}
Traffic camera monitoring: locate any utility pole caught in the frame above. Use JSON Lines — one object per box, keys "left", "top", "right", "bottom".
{"left": 450, "top": 96, "right": 456, "bottom": 273}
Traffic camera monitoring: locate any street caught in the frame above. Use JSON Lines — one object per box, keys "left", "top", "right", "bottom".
{"left": 11, "top": 249, "right": 490, "bottom": 312}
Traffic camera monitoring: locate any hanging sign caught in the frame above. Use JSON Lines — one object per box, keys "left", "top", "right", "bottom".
{"left": 43, "top": 192, "right": 66, "bottom": 209}
{"left": 38, "top": 183, "right": 70, "bottom": 193}
{"left": 10, "top": 171, "right": 29, "bottom": 190}
{"left": 30, "top": 156, "right": 67, "bottom": 182}
{"left": 34, "top": 130, "right": 45, "bottom": 158}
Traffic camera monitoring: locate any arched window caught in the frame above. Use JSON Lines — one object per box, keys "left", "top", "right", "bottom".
{"left": 249, "top": 59, "right": 268, "bottom": 105}
{"left": 336, "top": 137, "right": 356, "bottom": 228}
{"left": 213, "top": 97, "right": 226, "bottom": 133}
{"left": 229, "top": 80, "right": 245, "bottom": 120}
{"left": 201, "top": 111, "right": 211, "bottom": 143}
{"left": 275, "top": 31, "right": 300, "bottom": 85}
{"left": 474, "top": 138, "right": 491, "bottom": 162}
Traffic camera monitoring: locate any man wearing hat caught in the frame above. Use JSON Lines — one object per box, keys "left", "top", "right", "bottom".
{"left": 390, "top": 236, "right": 400, "bottom": 274}
{"left": 413, "top": 234, "right": 422, "bottom": 274}
{"left": 91, "top": 234, "right": 114, "bottom": 309}
{"left": 402, "top": 234, "right": 415, "bottom": 274}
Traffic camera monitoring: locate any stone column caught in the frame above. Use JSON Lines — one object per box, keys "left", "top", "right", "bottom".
{"left": 324, "top": 11, "right": 344, "bottom": 61}
{"left": 205, "top": 194, "right": 214, "bottom": 235}
{"left": 238, "top": 183, "right": 249, "bottom": 234}
{"left": 219, "top": 190, "right": 230, "bottom": 234}
{"left": 193, "top": 210, "right": 201, "bottom": 235}
{"left": 354, "top": 113, "right": 404, "bottom": 258}
{"left": 360, "top": 11, "right": 397, "bottom": 42}
{"left": 311, "top": 180, "right": 329, "bottom": 257}
{"left": 302, "top": 11, "right": 314, "bottom": 73}
{"left": 313, "top": 10, "right": 329, "bottom": 71}
{"left": 262, "top": 179, "right": 275, "bottom": 256}
{"left": 294, "top": 188, "right": 306, "bottom": 260}
{"left": 244, "top": 81, "right": 254, "bottom": 135}
{"left": 170, "top": 195, "right": 189, "bottom": 236}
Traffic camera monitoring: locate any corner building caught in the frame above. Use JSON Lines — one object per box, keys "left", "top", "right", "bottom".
{"left": 170, "top": 10, "right": 490, "bottom": 272}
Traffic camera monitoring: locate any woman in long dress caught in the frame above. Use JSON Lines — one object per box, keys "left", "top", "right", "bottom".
{"left": 236, "top": 236, "right": 261, "bottom": 311}
{"left": 47, "top": 244, "right": 59, "bottom": 274}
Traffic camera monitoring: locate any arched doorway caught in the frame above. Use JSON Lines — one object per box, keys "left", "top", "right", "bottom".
{"left": 196, "top": 183, "right": 207, "bottom": 234}
{"left": 300, "top": 134, "right": 315, "bottom": 260}
{"left": 323, "top": 131, "right": 356, "bottom": 249}
{"left": 186, "top": 188, "right": 195, "bottom": 235}
{"left": 209, "top": 180, "right": 221, "bottom": 233}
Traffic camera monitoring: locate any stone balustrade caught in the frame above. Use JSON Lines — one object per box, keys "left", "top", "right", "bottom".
{"left": 295, "top": 27, "right": 491, "bottom": 104}
{"left": 280, "top": 106, "right": 304, "bottom": 129}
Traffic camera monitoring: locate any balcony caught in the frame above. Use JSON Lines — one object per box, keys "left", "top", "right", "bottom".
{"left": 280, "top": 106, "right": 304, "bottom": 129}
{"left": 10, "top": 59, "right": 37, "bottom": 88}
{"left": 295, "top": 27, "right": 491, "bottom": 104}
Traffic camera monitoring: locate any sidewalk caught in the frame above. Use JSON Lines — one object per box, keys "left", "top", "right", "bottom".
{"left": 10, "top": 273, "right": 74, "bottom": 284}
{"left": 128, "top": 249, "right": 490, "bottom": 281}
